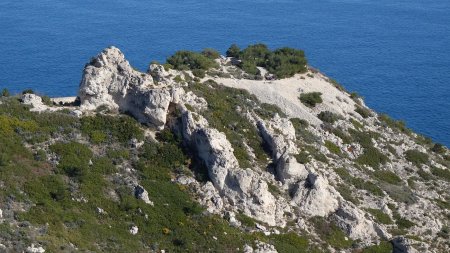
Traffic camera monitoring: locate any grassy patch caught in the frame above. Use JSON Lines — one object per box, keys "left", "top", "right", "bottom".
{"left": 318, "top": 111, "right": 341, "bottom": 124}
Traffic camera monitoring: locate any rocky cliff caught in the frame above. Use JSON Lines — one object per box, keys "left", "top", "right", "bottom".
{"left": 0, "top": 46, "right": 448, "bottom": 252}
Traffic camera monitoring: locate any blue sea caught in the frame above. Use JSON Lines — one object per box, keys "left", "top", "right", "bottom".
{"left": 1, "top": 0, "right": 449, "bottom": 146}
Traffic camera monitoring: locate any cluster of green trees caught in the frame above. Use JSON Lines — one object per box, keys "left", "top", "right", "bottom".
{"left": 226, "top": 43, "right": 308, "bottom": 79}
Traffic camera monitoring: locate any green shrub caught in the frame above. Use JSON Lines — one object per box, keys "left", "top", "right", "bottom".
{"left": 299, "top": 92, "right": 322, "bottom": 107}
{"left": 290, "top": 117, "right": 309, "bottom": 128}
{"left": 226, "top": 44, "right": 240, "bottom": 58}
{"left": 318, "top": 111, "right": 341, "bottom": 124}
{"left": 1, "top": 88, "right": 10, "bottom": 97}
{"left": 264, "top": 47, "right": 307, "bottom": 78}
{"left": 325, "top": 140, "right": 341, "bottom": 155}
{"left": 366, "top": 208, "right": 393, "bottom": 224}
{"left": 254, "top": 103, "right": 286, "bottom": 119}
{"left": 336, "top": 184, "right": 360, "bottom": 205}
{"left": 201, "top": 48, "right": 220, "bottom": 59}
{"left": 173, "top": 75, "right": 183, "bottom": 83}
{"left": 332, "top": 128, "right": 352, "bottom": 144}
{"left": 232, "top": 43, "right": 307, "bottom": 78}
{"left": 373, "top": 170, "right": 402, "bottom": 184}
{"left": 192, "top": 69, "right": 206, "bottom": 78}
{"left": 240, "top": 60, "right": 260, "bottom": 76}
{"left": 295, "top": 151, "right": 311, "bottom": 164}
{"left": 356, "top": 147, "right": 389, "bottom": 169}
{"left": 404, "top": 149, "right": 428, "bottom": 166}
{"left": 166, "top": 50, "right": 218, "bottom": 71}
{"left": 355, "top": 106, "right": 372, "bottom": 118}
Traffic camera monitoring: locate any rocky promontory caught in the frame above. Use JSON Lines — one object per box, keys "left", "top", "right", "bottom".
{"left": 0, "top": 45, "right": 448, "bottom": 252}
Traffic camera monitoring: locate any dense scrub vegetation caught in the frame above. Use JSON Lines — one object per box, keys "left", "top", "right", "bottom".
{"left": 226, "top": 43, "right": 308, "bottom": 79}
{"left": 166, "top": 50, "right": 219, "bottom": 77}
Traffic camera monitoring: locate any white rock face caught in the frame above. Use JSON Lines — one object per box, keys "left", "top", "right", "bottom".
{"left": 291, "top": 173, "right": 339, "bottom": 217}
{"left": 192, "top": 128, "right": 239, "bottom": 190}
{"left": 78, "top": 46, "right": 174, "bottom": 129}
{"left": 182, "top": 110, "right": 284, "bottom": 226}
{"left": 333, "top": 202, "right": 390, "bottom": 241}
{"left": 257, "top": 114, "right": 307, "bottom": 182}
{"left": 21, "top": 94, "right": 47, "bottom": 112}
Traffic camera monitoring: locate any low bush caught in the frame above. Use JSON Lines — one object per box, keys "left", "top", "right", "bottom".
{"left": 324, "top": 140, "right": 341, "bottom": 155}
{"left": 201, "top": 48, "right": 220, "bottom": 59}
{"left": 192, "top": 69, "right": 206, "bottom": 78}
{"left": 355, "top": 106, "right": 372, "bottom": 118}
{"left": 318, "top": 111, "right": 341, "bottom": 124}
{"left": 299, "top": 92, "right": 322, "bottom": 107}
{"left": 356, "top": 147, "right": 389, "bottom": 169}
{"left": 294, "top": 151, "right": 311, "bottom": 164}
{"left": 404, "top": 149, "right": 428, "bottom": 166}
{"left": 254, "top": 103, "right": 286, "bottom": 119}
{"left": 373, "top": 170, "right": 402, "bottom": 184}
{"left": 332, "top": 128, "right": 352, "bottom": 144}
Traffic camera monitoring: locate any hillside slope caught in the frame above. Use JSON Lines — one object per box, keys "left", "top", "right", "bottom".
{"left": 0, "top": 46, "right": 448, "bottom": 253}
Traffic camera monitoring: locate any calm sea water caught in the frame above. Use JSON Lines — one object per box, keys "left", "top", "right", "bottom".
{"left": 1, "top": 0, "right": 449, "bottom": 146}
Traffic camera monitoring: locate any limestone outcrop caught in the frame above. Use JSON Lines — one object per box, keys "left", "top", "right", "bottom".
{"left": 78, "top": 46, "right": 174, "bottom": 129}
